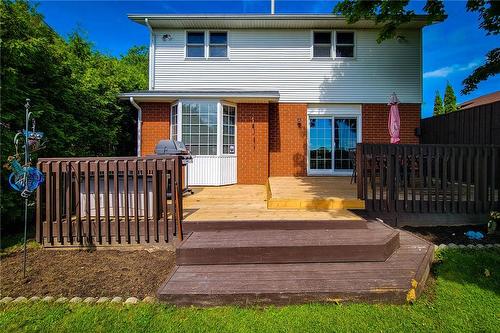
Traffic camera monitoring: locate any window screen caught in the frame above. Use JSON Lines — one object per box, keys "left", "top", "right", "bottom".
{"left": 313, "top": 32, "right": 332, "bottom": 58}
{"left": 209, "top": 32, "right": 227, "bottom": 57}
{"left": 336, "top": 32, "right": 355, "bottom": 58}
{"left": 186, "top": 32, "right": 205, "bottom": 58}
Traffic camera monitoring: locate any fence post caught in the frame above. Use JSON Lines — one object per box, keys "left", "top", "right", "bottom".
{"left": 35, "top": 162, "right": 42, "bottom": 244}
{"left": 175, "top": 157, "right": 184, "bottom": 241}
{"left": 356, "top": 144, "right": 363, "bottom": 199}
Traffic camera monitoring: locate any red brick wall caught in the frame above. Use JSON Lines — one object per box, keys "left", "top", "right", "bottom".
{"left": 269, "top": 103, "right": 308, "bottom": 176}
{"left": 140, "top": 103, "right": 170, "bottom": 155}
{"left": 362, "top": 103, "right": 420, "bottom": 144}
{"left": 236, "top": 103, "right": 269, "bottom": 184}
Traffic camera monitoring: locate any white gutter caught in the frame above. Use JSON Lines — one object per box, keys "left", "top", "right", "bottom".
{"left": 129, "top": 97, "right": 142, "bottom": 157}
{"left": 271, "top": 0, "right": 275, "bottom": 15}
{"left": 145, "top": 18, "right": 155, "bottom": 90}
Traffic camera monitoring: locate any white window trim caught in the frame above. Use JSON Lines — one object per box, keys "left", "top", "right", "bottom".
{"left": 221, "top": 101, "right": 237, "bottom": 156}
{"left": 185, "top": 30, "right": 206, "bottom": 60}
{"left": 170, "top": 99, "right": 236, "bottom": 157}
{"left": 310, "top": 30, "right": 356, "bottom": 60}
{"left": 170, "top": 102, "right": 179, "bottom": 141}
{"left": 310, "top": 30, "right": 333, "bottom": 60}
{"left": 185, "top": 30, "right": 230, "bottom": 60}
{"left": 334, "top": 30, "right": 356, "bottom": 60}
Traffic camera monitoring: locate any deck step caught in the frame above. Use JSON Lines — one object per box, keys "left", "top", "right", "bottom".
{"left": 159, "top": 231, "right": 434, "bottom": 306}
{"left": 183, "top": 219, "right": 368, "bottom": 233}
{"left": 176, "top": 223, "right": 399, "bottom": 265}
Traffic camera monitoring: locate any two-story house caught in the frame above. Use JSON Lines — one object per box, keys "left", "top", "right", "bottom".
{"left": 120, "top": 14, "right": 429, "bottom": 186}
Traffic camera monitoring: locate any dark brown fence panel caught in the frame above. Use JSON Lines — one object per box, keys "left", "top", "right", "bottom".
{"left": 357, "top": 144, "right": 500, "bottom": 225}
{"left": 36, "top": 156, "right": 184, "bottom": 247}
{"left": 421, "top": 102, "right": 500, "bottom": 145}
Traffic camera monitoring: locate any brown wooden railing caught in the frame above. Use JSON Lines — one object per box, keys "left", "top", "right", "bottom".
{"left": 35, "top": 156, "right": 184, "bottom": 247}
{"left": 356, "top": 144, "right": 500, "bottom": 223}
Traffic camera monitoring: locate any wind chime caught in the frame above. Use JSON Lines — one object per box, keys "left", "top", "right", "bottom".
{"left": 3, "top": 99, "right": 46, "bottom": 278}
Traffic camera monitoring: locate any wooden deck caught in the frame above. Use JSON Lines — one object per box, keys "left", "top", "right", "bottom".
{"left": 268, "top": 177, "right": 365, "bottom": 210}
{"left": 183, "top": 182, "right": 363, "bottom": 222}
{"left": 158, "top": 220, "right": 434, "bottom": 305}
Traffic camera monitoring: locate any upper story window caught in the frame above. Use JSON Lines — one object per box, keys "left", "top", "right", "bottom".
{"left": 336, "top": 31, "right": 355, "bottom": 58}
{"left": 209, "top": 32, "right": 228, "bottom": 58}
{"left": 186, "top": 31, "right": 228, "bottom": 59}
{"left": 186, "top": 31, "right": 205, "bottom": 58}
{"left": 313, "top": 31, "right": 332, "bottom": 58}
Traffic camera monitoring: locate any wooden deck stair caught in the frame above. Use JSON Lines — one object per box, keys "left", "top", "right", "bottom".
{"left": 158, "top": 220, "right": 434, "bottom": 305}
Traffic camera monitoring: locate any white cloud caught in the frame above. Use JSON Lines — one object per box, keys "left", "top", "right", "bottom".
{"left": 423, "top": 61, "right": 479, "bottom": 79}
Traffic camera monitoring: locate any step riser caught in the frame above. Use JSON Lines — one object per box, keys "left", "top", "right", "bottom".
{"left": 176, "top": 234, "right": 399, "bottom": 265}
{"left": 158, "top": 290, "right": 409, "bottom": 306}
{"left": 183, "top": 220, "right": 368, "bottom": 233}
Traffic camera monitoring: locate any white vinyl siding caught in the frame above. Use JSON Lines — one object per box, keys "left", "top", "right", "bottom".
{"left": 153, "top": 28, "right": 422, "bottom": 104}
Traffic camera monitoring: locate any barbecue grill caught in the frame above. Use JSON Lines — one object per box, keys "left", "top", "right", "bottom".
{"left": 153, "top": 140, "right": 193, "bottom": 194}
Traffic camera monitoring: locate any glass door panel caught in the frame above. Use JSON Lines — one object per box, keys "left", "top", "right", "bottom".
{"left": 333, "top": 118, "right": 357, "bottom": 170}
{"left": 308, "top": 118, "right": 333, "bottom": 172}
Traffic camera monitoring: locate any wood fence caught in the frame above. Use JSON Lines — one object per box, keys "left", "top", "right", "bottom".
{"left": 421, "top": 102, "right": 500, "bottom": 145}
{"left": 356, "top": 144, "right": 500, "bottom": 226}
{"left": 36, "top": 156, "right": 184, "bottom": 247}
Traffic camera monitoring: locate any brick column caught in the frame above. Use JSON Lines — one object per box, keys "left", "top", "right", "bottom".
{"left": 140, "top": 103, "right": 171, "bottom": 155}
{"left": 236, "top": 103, "right": 269, "bottom": 184}
{"left": 269, "top": 103, "right": 308, "bottom": 176}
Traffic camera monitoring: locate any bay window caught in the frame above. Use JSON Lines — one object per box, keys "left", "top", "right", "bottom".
{"left": 170, "top": 101, "right": 236, "bottom": 156}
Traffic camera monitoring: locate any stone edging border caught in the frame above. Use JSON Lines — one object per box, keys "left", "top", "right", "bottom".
{"left": 434, "top": 243, "right": 500, "bottom": 250}
{"left": 2, "top": 244, "right": 499, "bottom": 306}
{"left": 0, "top": 296, "right": 155, "bottom": 305}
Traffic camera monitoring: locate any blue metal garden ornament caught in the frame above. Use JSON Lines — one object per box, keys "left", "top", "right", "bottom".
{"left": 3, "top": 99, "right": 46, "bottom": 278}
{"left": 7, "top": 156, "right": 44, "bottom": 198}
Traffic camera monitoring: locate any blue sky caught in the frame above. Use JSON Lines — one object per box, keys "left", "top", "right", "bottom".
{"left": 34, "top": 0, "right": 499, "bottom": 118}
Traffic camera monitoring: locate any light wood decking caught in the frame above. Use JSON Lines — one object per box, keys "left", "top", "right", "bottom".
{"left": 183, "top": 181, "right": 364, "bottom": 222}
{"left": 268, "top": 177, "right": 365, "bottom": 210}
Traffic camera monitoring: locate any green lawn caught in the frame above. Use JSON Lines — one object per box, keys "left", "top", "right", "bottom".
{"left": 1, "top": 248, "right": 499, "bottom": 333}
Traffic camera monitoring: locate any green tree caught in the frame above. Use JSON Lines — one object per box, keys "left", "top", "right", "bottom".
{"left": 433, "top": 91, "right": 444, "bottom": 116}
{"left": 0, "top": 0, "right": 148, "bottom": 230}
{"left": 333, "top": 0, "right": 499, "bottom": 94}
{"left": 443, "top": 82, "right": 458, "bottom": 113}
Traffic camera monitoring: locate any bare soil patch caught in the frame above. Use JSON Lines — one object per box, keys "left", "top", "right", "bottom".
{"left": 1, "top": 248, "right": 175, "bottom": 298}
{"left": 403, "top": 224, "right": 500, "bottom": 245}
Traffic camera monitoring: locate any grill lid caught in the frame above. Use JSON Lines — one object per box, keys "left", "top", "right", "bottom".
{"left": 155, "top": 140, "right": 188, "bottom": 155}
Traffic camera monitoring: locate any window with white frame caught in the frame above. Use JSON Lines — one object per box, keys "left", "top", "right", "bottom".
{"left": 170, "top": 104, "right": 178, "bottom": 140}
{"left": 313, "top": 31, "right": 332, "bottom": 58}
{"left": 186, "top": 31, "right": 205, "bottom": 58}
{"left": 336, "top": 31, "right": 355, "bottom": 58}
{"left": 181, "top": 102, "right": 218, "bottom": 155}
{"left": 209, "top": 32, "right": 228, "bottom": 58}
{"left": 222, "top": 105, "right": 236, "bottom": 154}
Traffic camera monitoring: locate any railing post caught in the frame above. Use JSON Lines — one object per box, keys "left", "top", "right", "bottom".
{"left": 356, "top": 143, "right": 363, "bottom": 199}
{"left": 35, "top": 162, "right": 42, "bottom": 244}
{"left": 175, "top": 157, "right": 184, "bottom": 240}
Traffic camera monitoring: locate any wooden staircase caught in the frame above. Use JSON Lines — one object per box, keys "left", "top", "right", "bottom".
{"left": 158, "top": 220, "right": 434, "bottom": 306}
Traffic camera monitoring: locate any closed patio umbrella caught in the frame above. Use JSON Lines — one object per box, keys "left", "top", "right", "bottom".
{"left": 388, "top": 92, "right": 401, "bottom": 144}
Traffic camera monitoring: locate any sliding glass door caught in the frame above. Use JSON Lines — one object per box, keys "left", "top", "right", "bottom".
{"left": 308, "top": 116, "right": 359, "bottom": 175}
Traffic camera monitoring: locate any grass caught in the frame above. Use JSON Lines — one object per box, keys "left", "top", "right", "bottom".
{"left": 1, "top": 248, "right": 499, "bottom": 333}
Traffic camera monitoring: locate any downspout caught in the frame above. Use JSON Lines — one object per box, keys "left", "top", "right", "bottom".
{"left": 145, "top": 18, "right": 155, "bottom": 90}
{"left": 130, "top": 97, "right": 142, "bottom": 157}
